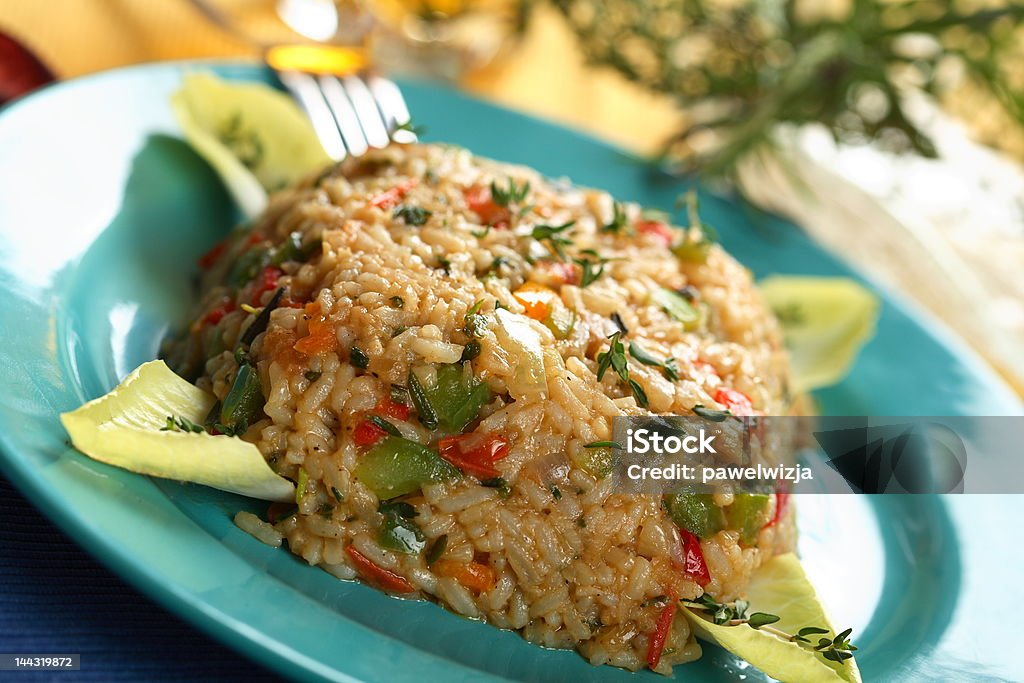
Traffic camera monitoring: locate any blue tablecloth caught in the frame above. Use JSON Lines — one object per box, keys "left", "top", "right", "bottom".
{"left": 0, "top": 475, "right": 284, "bottom": 682}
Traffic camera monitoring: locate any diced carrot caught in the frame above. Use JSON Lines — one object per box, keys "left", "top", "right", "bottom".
{"left": 345, "top": 545, "right": 416, "bottom": 593}
{"left": 512, "top": 282, "right": 558, "bottom": 321}
{"left": 294, "top": 304, "right": 337, "bottom": 356}
{"left": 434, "top": 559, "right": 496, "bottom": 593}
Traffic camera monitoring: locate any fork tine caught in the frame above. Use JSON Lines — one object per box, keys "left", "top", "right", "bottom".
{"left": 339, "top": 75, "right": 391, "bottom": 149}
{"left": 277, "top": 70, "right": 347, "bottom": 161}
{"left": 316, "top": 75, "right": 370, "bottom": 157}
{"left": 367, "top": 76, "right": 416, "bottom": 143}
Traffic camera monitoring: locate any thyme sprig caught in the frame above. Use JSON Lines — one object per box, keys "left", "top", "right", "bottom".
{"left": 160, "top": 415, "right": 205, "bottom": 433}
{"left": 596, "top": 331, "right": 649, "bottom": 408}
{"left": 684, "top": 594, "right": 858, "bottom": 665}
{"left": 549, "top": 0, "right": 1024, "bottom": 177}
{"left": 601, "top": 201, "right": 629, "bottom": 234}
{"left": 574, "top": 249, "right": 619, "bottom": 288}
{"left": 628, "top": 342, "right": 680, "bottom": 381}
{"left": 531, "top": 221, "right": 576, "bottom": 260}
{"left": 490, "top": 178, "right": 531, "bottom": 207}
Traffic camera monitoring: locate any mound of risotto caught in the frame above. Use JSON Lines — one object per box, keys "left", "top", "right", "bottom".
{"left": 165, "top": 143, "right": 796, "bottom": 674}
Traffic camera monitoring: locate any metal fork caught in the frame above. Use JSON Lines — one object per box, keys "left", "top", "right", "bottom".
{"left": 184, "top": 0, "right": 415, "bottom": 160}
{"left": 275, "top": 68, "right": 416, "bottom": 160}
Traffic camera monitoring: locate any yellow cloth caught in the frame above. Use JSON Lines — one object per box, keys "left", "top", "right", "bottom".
{"left": 0, "top": 1, "right": 682, "bottom": 153}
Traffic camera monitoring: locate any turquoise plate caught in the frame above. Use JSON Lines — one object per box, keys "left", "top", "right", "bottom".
{"left": 0, "top": 61, "right": 1021, "bottom": 682}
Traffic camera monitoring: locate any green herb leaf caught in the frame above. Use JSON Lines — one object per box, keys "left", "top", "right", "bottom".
{"left": 408, "top": 369, "right": 439, "bottom": 430}
{"left": 748, "top": 612, "right": 781, "bottom": 629}
{"left": 480, "top": 476, "right": 511, "bottom": 497}
{"left": 238, "top": 287, "right": 284, "bottom": 347}
{"left": 531, "top": 221, "right": 576, "bottom": 261}
{"left": 160, "top": 415, "right": 205, "bottom": 433}
{"left": 596, "top": 332, "right": 649, "bottom": 408}
{"left": 426, "top": 533, "right": 448, "bottom": 565}
{"left": 490, "top": 178, "right": 530, "bottom": 207}
{"left": 694, "top": 404, "right": 730, "bottom": 422}
{"left": 461, "top": 340, "right": 482, "bottom": 361}
{"left": 389, "top": 384, "right": 410, "bottom": 406}
{"left": 628, "top": 342, "right": 680, "bottom": 382}
{"left": 573, "top": 254, "right": 610, "bottom": 288}
{"left": 393, "top": 119, "right": 426, "bottom": 137}
{"left": 393, "top": 204, "right": 432, "bottom": 226}
{"left": 601, "top": 201, "right": 628, "bottom": 234}
{"left": 463, "top": 301, "right": 490, "bottom": 339}
{"left": 584, "top": 440, "right": 623, "bottom": 449}
{"left": 350, "top": 346, "right": 370, "bottom": 369}
{"left": 367, "top": 414, "right": 402, "bottom": 437}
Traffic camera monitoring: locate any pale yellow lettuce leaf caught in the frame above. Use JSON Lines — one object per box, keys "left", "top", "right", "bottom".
{"left": 759, "top": 276, "right": 879, "bottom": 392}
{"left": 683, "top": 553, "right": 861, "bottom": 683}
{"left": 171, "top": 72, "right": 330, "bottom": 217}
{"left": 60, "top": 361, "right": 294, "bottom": 502}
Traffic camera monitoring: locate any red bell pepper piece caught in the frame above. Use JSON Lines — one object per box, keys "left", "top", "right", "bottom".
{"left": 251, "top": 265, "right": 282, "bottom": 305}
{"left": 353, "top": 419, "right": 387, "bottom": 447}
{"left": 375, "top": 398, "right": 410, "bottom": 421}
{"left": 646, "top": 587, "right": 679, "bottom": 669}
{"left": 766, "top": 491, "right": 790, "bottom": 528}
{"left": 463, "top": 185, "right": 511, "bottom": 229}
{"left": 266, "top": 501, "right": 297, "bottom": 523}
{"left": 714, "top": 387, "right": 755, "bottom": 417}
{"left": 437, "top": 433, "right": 510, "bottom": 479}
{"left": 369, "top": 179, "right": 416, "bottom": 209}
{"left": 202, "top": 299, "right": 235, "bottom": 326}
{"left": 679, "top": 528, "right": 711, "bottom": 587}
{"left": 197, "top": 239, "right": 228, "bottom": 269}
{"left": 345, "top": 545, "right": 416, "bottom": 593}
{"left": 546, "top": 261, "right": 577, "bottom": 285}
{"left": 635, "top": 220, "right": 674, "bottom": 248}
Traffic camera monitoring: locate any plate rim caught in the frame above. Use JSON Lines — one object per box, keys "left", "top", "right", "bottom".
{"left": 0, "top": 58, "right": 1019, "bottom": 683}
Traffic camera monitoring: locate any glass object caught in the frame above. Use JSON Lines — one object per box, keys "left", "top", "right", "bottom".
{"left": 187, "top": 0, "right": 523, "bottom": 79}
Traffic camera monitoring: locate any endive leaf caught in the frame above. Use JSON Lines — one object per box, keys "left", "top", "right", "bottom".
{"left": 171, "top": 71, "right": 330, "bottom": 217}
{"left": 60, "top": 361, "right": 294, "bottom": 502}
{"left": 759, "top": 276, "right": 879, "bottom": 392}
{"left": 683, "top": 553, "right": 862, "bottom": 683}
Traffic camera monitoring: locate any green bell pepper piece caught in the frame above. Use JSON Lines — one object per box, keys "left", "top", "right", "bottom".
{"left": 355, "top": 436, "right": 459, "bottom": 499}
{"left": 422, "top": 364, "right": 491, "bottom": 433}
{"left": 665, "top": 492, "right": 726, "bottom": 538}
{"left": 726, "top": 493, "right": 773, "bottom": 545}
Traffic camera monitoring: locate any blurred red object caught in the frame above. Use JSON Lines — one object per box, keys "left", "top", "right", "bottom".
{"left": 0, "top": 31, "right": 54, "bottom": 105}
